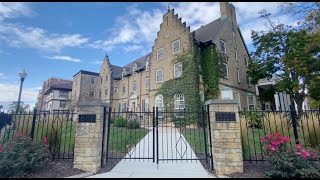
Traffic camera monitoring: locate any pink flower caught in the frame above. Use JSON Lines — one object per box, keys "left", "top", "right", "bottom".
{"left": 266, "top": 134, "right": 273, "bottom": 139}
{"left": 274, "top": 132, "right": 282, "bottom": 138}
{"left": 269, "top": 145, "right": 276, "bottom": 151}
{"left": 271, "top": 140, "right": 280, "bottom": 146}
{"left": 260, "top": 137, "right": 266, "bottom": 142}
{"left": 283, "top": 137, "right": 291, "bottom": 142}
{"left": 301, "top": 149, "right": 311, "bottom": 159}
{"left": 296, "top": 144, "right": 302, "bottom": 149}
{"left": 43, "top": 137, "right": 48, "bottom": 144}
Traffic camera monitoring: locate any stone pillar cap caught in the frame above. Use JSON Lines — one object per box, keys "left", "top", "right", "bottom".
{"left": 205, "top": 99, "right": 238, "bottom": 105}
{"left": 77, "top": 101, "right": 109, "bottom": 107}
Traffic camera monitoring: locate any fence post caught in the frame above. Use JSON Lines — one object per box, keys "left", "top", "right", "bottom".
{"left": 101, "top": 107, "right": 107, "bottom": 168}
{"left": 290, "top": 104, "right": 299, "bottom": 144}
{"left": 30, "top": 108, "right": 37, "bottom": 140}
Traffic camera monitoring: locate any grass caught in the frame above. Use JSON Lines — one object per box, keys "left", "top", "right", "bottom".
{"left": 108, "top": 126, "right": 150, "bottom": 152}
{"left": 182, "top": 127, "right": 208, "bottom": 154}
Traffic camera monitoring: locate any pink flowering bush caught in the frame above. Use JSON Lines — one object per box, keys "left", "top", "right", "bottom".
{"left": 261, "top": 132, "right": 320, "bottom": 178}
{"left": 0, "top": 132, "right": 50, "bottom": 178}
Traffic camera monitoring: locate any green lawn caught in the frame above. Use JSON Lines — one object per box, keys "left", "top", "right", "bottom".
{"left": 182, "top": 127, "right": 208, "bottom": 154}
{"left": 108, "top": 126, "right": 150, "bottom": 152}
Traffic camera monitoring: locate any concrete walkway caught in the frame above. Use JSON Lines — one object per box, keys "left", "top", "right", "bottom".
{"left": 88, "top": 127, "right": 215, "bottom": 178}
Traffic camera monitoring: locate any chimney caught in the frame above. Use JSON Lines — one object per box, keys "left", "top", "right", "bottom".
{"left": 220, "top": 2, "right": 237, "bottom": 27}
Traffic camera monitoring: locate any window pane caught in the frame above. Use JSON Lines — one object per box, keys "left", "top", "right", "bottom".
{"left": 220, "top": 40, "right": 225, "bottom": 53}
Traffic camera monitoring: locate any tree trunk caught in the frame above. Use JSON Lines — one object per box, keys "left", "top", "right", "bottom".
{"left": 294, "top": 98, "right": 304, "bottom": 119}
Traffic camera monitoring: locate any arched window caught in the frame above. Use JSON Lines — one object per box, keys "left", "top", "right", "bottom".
{"left": 155, "top": 94, "right": 164, "bottom": 117}
{"left": 121, "top": 101, "right": 126, "bottom": 112}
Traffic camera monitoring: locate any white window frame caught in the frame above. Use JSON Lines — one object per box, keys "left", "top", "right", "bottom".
{"left": 59, "top": 101, "right": 66, "bottom": 108}
{"left": 121, "top": 102, "right": 126, "bottom": 112}
{"left": 247, "top": 75, "right": 251, "bottom": 87}
{"left": 146, "top": 61, "right": 149, "bottom": 71}
{"left": 237, "top": 69, "right": 240, "bottom": 83}
{"left": 156, "top": 69, "right": 164, "bottom": 83}
{"left": 132, "top": 64, "right": 137, "bottom": 76}
{"left": 222, "top": 62, "right": 229, "bottom": 79}
{"left": 220, "top": 39, "right": 226, "bottom": 54}
{"left": 221, "top": 87, "right": 233, "bottom": 100}
{"left": 132, "top": 81, "right": 137, "bottom": 92}
{"left": 122, "top": 69, "right": 126, "bottom": 79}
{"left": 174, "top": 94, "right": 185, "bottom": 117}
{"left": 145, "top": 78, "right": 150, "bottom": 89}
{"left": 172, "top": 39, "right": 181, "bottom": 55}
{"left": 247, "top": 96, "right": 256, "bottom": 110}
{"left": 244, "top": 56, "right": 248, "bottom": 67}
{"left": 174, "top": 62, "right": 183, "bottom": 78}
{"left": 90, "top": 77, "right": 96, "bottom": 85}
{"left": 144, "top": 98, "right": 149, "bottom": 112}
{"left": 199, "top": 91, "right": 204, "bottom": 102}
{"left": 157, "top": 48, "right": 164, "bottom": 61}
{"left": 122, "top": 85, "right": 126, "bottom": 94}
{"left": 89, "top": 90, "right": 95, "bottom": 97}
{"left": 155, "top": 94, "right": 164, "bottom": 118}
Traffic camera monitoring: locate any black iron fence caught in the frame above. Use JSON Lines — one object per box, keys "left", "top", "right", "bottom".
{"left": 239, "top": 109, "right": 320, "bottom": 162}
{"left": 0, "top": 109, "right": 76, "bottom": 160}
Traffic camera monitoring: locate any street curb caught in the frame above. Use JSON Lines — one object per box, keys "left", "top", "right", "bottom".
{"left": 65, "top": 172, "right": 94, "bottom": 178}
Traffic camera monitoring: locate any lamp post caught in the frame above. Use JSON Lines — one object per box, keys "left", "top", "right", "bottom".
{"left": 16, "top": 69, "right": 27, "bottom": 113}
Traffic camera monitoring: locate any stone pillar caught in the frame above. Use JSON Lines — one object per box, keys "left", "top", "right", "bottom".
{"left": 73, "top": 101, "right": 109, "bottom": 173}
{"left": 205, "top": 99, "right": 243, "bottom": 175}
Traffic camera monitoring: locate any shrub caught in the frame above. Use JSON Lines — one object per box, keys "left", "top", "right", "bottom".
{"left": 127, "top": 120, "right": 140, "bottom": 129}
{"left": 242, "top": 111, "right": 264, "bottom": 129}
{"left": 0, "top": 132, "right": 51, "bottom": 178}
{"left": 261, "top": 132, "right": 320, "bottom": 178}
{"left": 113, "top": 116, "right": 127, "bottom": 127}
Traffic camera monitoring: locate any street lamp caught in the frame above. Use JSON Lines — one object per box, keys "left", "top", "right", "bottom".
{"left": 16, "top": 69, "right": 27, "bottom": 113}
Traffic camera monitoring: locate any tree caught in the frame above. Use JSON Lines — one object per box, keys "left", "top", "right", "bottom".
{"left": 8, "top": 101, "right": 31, "bottom": 114}
{"left": 247, "top": 11, "right": 320, "bottom": 116}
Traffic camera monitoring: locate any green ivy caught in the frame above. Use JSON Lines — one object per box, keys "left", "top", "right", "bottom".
{"left": 156, "top": 43, "right": 222, "bottom": 113}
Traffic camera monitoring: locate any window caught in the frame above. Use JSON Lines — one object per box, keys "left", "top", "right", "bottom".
{"left": 99, "top": 90, "right": 101, "bottom": 98}
{"left": 105, "top": 88, "right": 108, "bottom": 96}
{"left": 220, "top": 40, "right": 226, "bottom": 54}
{"left": 120, "top": 102, "right": 126, "bottom": 112}
{"left": 156, "top": 69, "right": 163, "bottom": 83}
{"left": 233, "top": 90, "right": 241, "bottom": 110}
{"left": 199, "top": 91, "right": 204, "bottom": 102}
{"left": 234, "top": 49, "right": 238, "bottom": 61}
{"left": 114, "top": 88, "right": 118, "bottom": 93}
{"left": 132, "top": 81, "right": 137, "bottom": 92}
{"left": 122, "top": 85, "right": 126, "bottom": 94}
{"left": 89, "top": 90, "right": 95, "bottom": 97}
{"left": 106, "top": 75, "right": 108, "bottom": 82}
{"left": 146, "top": 61, "right": 150, "bottom": 71}
{"left": 174, "top": 62, "right": 182, "bottom": 78}
{"left": 244, "top": 56, "right": 248, "bottom": 67}
{"left": 172, "top": 39, "right": 180, "bottom": 54}
{"left": 222, "top": 62, "right": 229, "bottom": 78}
{"left": 174, "top": 94, "right": 185, "bottom": 117}
{"left": 90, "top": 77, "right": 96, "bottom": 84}
{"left": 237, "top": 69, "right": 240, "bottom": 83}
{"left": 157, "top": 48, "right": 164, "bottom": 61}
{"left": 59, "top": 91, "right": 68, "bottom": 98}
{"left": 145, "top": 78, "right": 150, "bottom": 89}
{"left": 132, "top": 64, "right": 137, "bottom": 76}
{"left": 100, "top": 77, "right": 102, "bottom": 84}
{"left": 122, "top": 68, "right": 126, "bottom": 79}
{"left": 59, "top": 101, "right": 66, "bottom": 108}
{"left": 142, "top": 98, "right": 149, "bottom": 112}
{"left": 221, "top": 87, "right": 233, "bottom": 99}
{"left": 247, "top": 96, "right": 255, "bottom": 110}
{"left": 247, "top": 75, "right": 251, "bottom": 86}
{"left": 155, "top": 94, "right": 164, "bottom": 117}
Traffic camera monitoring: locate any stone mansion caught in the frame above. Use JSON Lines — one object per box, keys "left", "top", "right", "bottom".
{"left": 72, "top": 2, "right": 257, "bottom": 113}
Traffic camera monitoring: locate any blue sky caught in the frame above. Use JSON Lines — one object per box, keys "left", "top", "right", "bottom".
{"left": 0, "top": 2, "right": 302, "bottom": 111}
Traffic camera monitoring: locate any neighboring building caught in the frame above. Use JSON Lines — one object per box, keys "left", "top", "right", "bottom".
{"left": 35, "top": 78, "right": 73, "bottom": 112}
{"left": 256, "top": 75, "right": 311, "bottom": 111}
{"left": 72, "top": 2, "right": 257, "bottom": 112}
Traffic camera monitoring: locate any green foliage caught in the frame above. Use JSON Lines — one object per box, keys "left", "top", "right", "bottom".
{"left": 113, "top": 116, "right": 127, "bottom": 127}
{"left": 8, "top": 101, "right": 30, "bottom": 114}
{"left": 248, "top": 11, "right": 320, "bottom": 114}
{"left": 200, "top": 45, "right": 222, "bottom": 101}
{"left": 127, "top": 120, "right": 140, "bottom": 129}
{"left": 0, "top": 133, "right": 50, "bottom": 178}
{"left": 258, "top": 86, "right": 276, "bottom": 103}
{"left": 261, "top": 133, "right": 320, "bottom": 178}
{"left": 172, "top": 117, "right": 191, "bottom": 128}
{"left": 240, "top": 111, "right": 265, "bottom": 130}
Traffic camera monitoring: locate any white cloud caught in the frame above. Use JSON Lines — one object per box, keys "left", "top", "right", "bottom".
{"left": 0, "top": 2, "right": 34, "bottom": 21}
{"left": 0, "top": 73, "right": 6, "bottom": 79}
{"left": 0, "top": 23, "right": 90, "bottom": 53}
{"left": 90, "top": 60, "right": 102, "bottom": 65}
{"left": 0, "top": 83, "right": 39, "bottom": 108}
{"left": 45, "top": 55, "right": 81, "bottom": 63}
{"left": 123, "top": 45, "right": 144, "bottom": 52}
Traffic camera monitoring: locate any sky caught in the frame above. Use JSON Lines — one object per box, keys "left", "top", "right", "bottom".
{"left": 0, "top": 2, "right": 303, "bottom": 111}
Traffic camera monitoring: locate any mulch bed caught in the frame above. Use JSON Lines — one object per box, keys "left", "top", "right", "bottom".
{"left": 227, "top": 161, "right": 270, "bottom": 178}
{"left": 95, "top": 153, "right": 126, "bottom": 174}
{"left": 26, "top": 160, "right": 86, "bottom": 178}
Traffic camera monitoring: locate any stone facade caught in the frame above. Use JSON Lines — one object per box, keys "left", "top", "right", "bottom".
{"left": 72, "top": 2, "right": 258, "bottom": 113}
{"left": 206, "top": 99, "right": 243, "bottom": 175}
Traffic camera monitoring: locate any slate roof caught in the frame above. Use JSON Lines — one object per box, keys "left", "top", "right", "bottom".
{"left": 194, "top": 17, "right": 228, "bottom": 43}
{"left": 73, "top": 70, "right": 100, "bottom": 77}
{"left": 43, "top": 81, "right": 73, "bottom": 95}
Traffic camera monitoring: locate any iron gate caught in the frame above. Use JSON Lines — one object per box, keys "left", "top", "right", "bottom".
{"left": 102, "top": 106, "right": 213, "bottom": 170}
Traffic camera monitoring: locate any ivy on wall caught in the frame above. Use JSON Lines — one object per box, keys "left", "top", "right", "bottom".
{"left": 156, "top": 42, "right": 222, "bottom": 112}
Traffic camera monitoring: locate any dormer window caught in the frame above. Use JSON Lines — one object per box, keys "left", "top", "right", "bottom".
{"left": 122, "top": 68, "right": 126, "bottom": 79}
{"left": 146, "top": 61, "right": 150, "bottom": 71}
{"left": 132, "top": 63, "right": 137, "bottom": 76}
